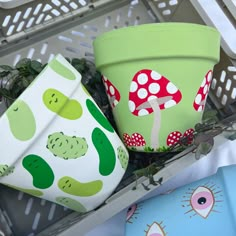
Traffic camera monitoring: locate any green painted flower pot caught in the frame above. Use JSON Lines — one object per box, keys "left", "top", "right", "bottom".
{"left": 93, "top": 23, "right": 220, "bottom": 152}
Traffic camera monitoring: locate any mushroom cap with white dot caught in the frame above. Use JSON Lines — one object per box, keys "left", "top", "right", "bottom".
{"left": 137, "top": 73, "right": 148, "bottom": 85}
{"left": 137, "top": 88, "right": 148, "bottom": 99}
{"left": 130, "top": 81, "right": 138, "bottom": 92}
{"left": 151, "top": 70, "right": 162, "bottom": 80}
{"left": 167, "top": 82, "right": 178, "bottom": 94}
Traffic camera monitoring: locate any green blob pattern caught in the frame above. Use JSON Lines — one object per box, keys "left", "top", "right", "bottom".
{"left": 43, "top": 88, "right": 83, "bottom": 120}
{"left": 86, "top": 99, "right": 114, "bottom": 132}
{"left": 0, "top": 164, "right": 14, "bottom": 177}
{"left": 5, "top": 184, "right": 44, "bottom": 197}
{"left": 117, "top": 146, "right": 129, "bottom": 170}
{"left": 6, "top": 100, "right": 36, "bottom": 141}
{"left": 49, "top": 58, "right": 76, "bottom": 80}
{"left": 46, "top": 132, "right": 88, "bottom": 159}
{"left": 92, "top": 127, "right": 116, "bottom": 176}
{"left": 58, "top": 176, "right": 103, "bottom": 197}
{"left": 22, "top": 154, "right": 54, "bottom": 189}
{"left": 56, "top": 196, "right": 87, "bottom": 212}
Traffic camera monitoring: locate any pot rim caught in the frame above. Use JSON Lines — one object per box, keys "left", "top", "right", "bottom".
{"left": 93, "top": 22, "right": 221, "bottom": 69}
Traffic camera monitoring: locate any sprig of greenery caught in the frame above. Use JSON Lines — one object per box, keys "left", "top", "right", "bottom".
{"left": 131, "top": 110, "right": 236, "bottom": 190}
{"left": 0, "top": 57, "right": 116, "bottom": 128}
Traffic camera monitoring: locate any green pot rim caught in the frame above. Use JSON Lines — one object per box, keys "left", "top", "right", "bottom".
{"left": 93, "top": 22, "right": 221, "bottom": 69}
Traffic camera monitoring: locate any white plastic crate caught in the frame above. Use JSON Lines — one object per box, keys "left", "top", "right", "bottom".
{"left": 0, "top": 0, "right": 235, "bottom": 235}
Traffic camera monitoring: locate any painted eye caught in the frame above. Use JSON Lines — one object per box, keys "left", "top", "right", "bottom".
{"left": 145, "top": 222, "right": 166, "bottom": 236}
{"left": 190, "top": 186, "right": 215, "bottom": 218}
{"left": 126, "top": 204, "right": 142, "bottom": 223}
{"left": 182, "top": 183, "right": 223, "bottom": 219}
{"left": 190, "top": 186, "right": 214, "bottom": 218}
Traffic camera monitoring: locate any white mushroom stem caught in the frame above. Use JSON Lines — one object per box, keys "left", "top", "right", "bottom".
{"left": 149, "top": 99, "right": 161, "bottom": 149}
{"left": 137, "top": 96, "right": 172, "bottom": 150}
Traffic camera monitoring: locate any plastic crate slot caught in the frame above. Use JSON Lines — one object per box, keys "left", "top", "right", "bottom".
{"left": 33, "top": 4, "right": 43, "bottom": 16}
{"left": 80, "top": 42, "right": 92, "bottom": 48}
{"left": 162, "top": 9, "right": 171, "bottom": 15}
{"left": 17, "top": 191, "right": 24, "bottom": 201}
{"left": 226, "top": 79, "right": 232, "bottom": 91}
{"left": 25, "top": 198, "right": 34, "bottom": 216}
{"left": 79, "top": 0, "right": 87, "bottom": 7}
{"left": 116, "top": 13, "right": 121, "bottom": 22}
{"left": 60, "top": 5, "right": 70, "bottom": 13}
{"left": 13, "top": 11, "right": 22, "bottom": 23}
{"left": 48, "top": 54, "right": 55, "bottom": 62}
{"left": 40, "top": 43, "right": 48, "bottom": 55}
{"left": 216, "top": 86, "right": 222, "bottom": 97}
{"left": 48, "top": 204, "right": 57, "bottom": 221}
{"left": 58, "top": 35, "right": 73, "bottom": 43}
{"left": 228, "top": 66, "right": 236, "bottom": 72}
{"left": 32, "top": 212, "right": 41, "bottom": 230}
{"left": 27, "top": 48, "right": 35, "bottom": 59}
{"left": 128, "top": 7, "right": 133, "bottom": 18}
{"left": 69, "top": 2, "right": 78, "bottom": 10}
{"left": 51, "top": 9, "right": 61, "bottom": 16}
{"left": 158, "top": 2, "right": 167, "bottom": 8}
{"left": 36, "top": 13, "right": 45, "bottom": 25}
{"left": 52, "top": 0, "right": 61, "bottom": 7}
{"left": 221, "top": 94, "right": 228, "bottom": 105}
{"left": 26, "top": 17, "right": 35, "bottom": 28}
{"left": 71, "top": 30, "right": 85, "bottom": 37}
{"left": 169, "top": 0, "right": 178, "bottom": 6}
{"left": 104, "top": 16, "right": 111, "bottom": 27}
{"left": 83, "top": 24, "right": 98, "bottom": 32}
{"left": 13, "top": 54, "right": 21, "bottom": 66}
{"left": 16, "top": 21, "right": 25, "bottom": 32}
{"left": 6, "top": 25, "right": 15, "bottom": 36}
{"left": 40, "top": 199, "right": 47, "bottom": 206}
{"left": 2, "top": 15, "right": 11, "bottom": 27}
{"left": 65, "top": 46, "right": 80, "bottom": 54}
{"left": 43, "top": 4, "right": 53, "bottom": 12}
{"left": 231, "top": 88, "right": 236, "bottom": 99}
{"left": 220, "top": 70, "right": 226, "bottom": 83}
{"left": 24, "top": 7, "right": 33, "bottom": 19}
{"left": 45, "top": 15, "right": 53, "bottom": 21}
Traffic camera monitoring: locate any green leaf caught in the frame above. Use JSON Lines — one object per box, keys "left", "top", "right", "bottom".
{"left": 0, "top": 65, "right": 13, "bottom": 72}
{"left": 202, "top": 109, "right": 218, "bottom": 123}
{"left": 195, "top": 141, "right": 213, "bottom": 160}
{"left": 30, "top": 60, "right": 43, "bottom": 73}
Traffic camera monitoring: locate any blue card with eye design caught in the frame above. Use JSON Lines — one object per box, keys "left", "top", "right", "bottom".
{"left": 125, "top": 164, "right": 236, "bottom": 236}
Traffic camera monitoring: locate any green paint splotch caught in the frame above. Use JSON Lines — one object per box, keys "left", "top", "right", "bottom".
{"left": 56, "top": 196, "right": 87, "bottom": 212}
{"left": 92, "top": 127, "right": 116, "bottom": 176}
{"left": 58, "top": 176, "right": 102, "bottom": 197}
{"left": 86, "top": 99, "right": 114, "bottom": 132}
{"left": 49, "top": 58, "right": 76, "bottom": 80}
{"left": 117, "top": 146, "right": 129, "bottom": 170}
{"left": 22, "top": 154, "right": 54, "bottom": 189}
{"left": 47, "top": 132, "right": 88, "bottom": 160}
{"left": 0, "top": 164, "right": 14, "bottom": 177}
{"left": 43, "top": 88, "right": 82, "bottom": 120}
{"left": 6, "top": 100, "right": 36, "bottom": 141}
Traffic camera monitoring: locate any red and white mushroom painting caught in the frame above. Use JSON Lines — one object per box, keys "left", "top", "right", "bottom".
{"left": 166, "top": 128, "right": 194, "bottom": 146}
{"left": 102, "top": 75, "right": 120, "bottom": 108}
{"left": 128, "top": 69, "right": 182, "bottom": 149}
{"left": 193, "top": 70, "right": 213, "bottom": 112}
{"left": 123, "top": 133, "right": 146, "bottom": 148}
